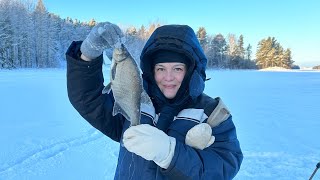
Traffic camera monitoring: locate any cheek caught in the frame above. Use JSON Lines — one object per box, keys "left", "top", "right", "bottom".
{"left": 177, "top": 73, "right": 186, "bottom": 82}
{"left": 154, "top": 73, "right": 162, "bottom": 84}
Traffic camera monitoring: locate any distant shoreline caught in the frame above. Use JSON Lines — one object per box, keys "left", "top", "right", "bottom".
{"left": 259, "top": 67, "right": 320, "bottom": 72}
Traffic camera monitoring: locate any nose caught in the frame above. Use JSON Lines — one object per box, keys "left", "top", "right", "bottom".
{"left": 164, "top": 70, "right": 174, "bottom": 81}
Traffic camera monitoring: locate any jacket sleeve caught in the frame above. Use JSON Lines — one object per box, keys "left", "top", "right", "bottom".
{"left": 161, "top": 116, "right": 243, "bottom": 180}
{"left": 66, "top": 41, "right": 124, "bottom": 142}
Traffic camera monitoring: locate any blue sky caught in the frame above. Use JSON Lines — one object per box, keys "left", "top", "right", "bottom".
{"left": 43, "top": 0, "right": 320, "bottom": 67}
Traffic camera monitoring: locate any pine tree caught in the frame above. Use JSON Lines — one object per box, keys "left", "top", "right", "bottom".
{"left": 256, "top": 37, "right": 292, "bottom": 69}
{"left": 88, "top": 19, "right": 96, "bottom": 27}
{"left": 0, "top": 0, "right": 14, "bottom": 68}
{"left": 237, "top": 35, "right": 245, "bottom": 59}
{"left": 138, "top": 25, "right": 147, "bottom": 39}
{"left": 246, "top": 44, "right": 252, "bottom": 60}
{"left": 47, "top": 13, "right": 61, "bottom": 67}
{"left": 283, "top": 49, "right": 293, "bottom": 68}
{"left": 33, "top": 0, "right": 48, "bottom": 67}
{"left": 13, "top": 0, "right": 31, "bottom": 68}
{"left": 126, "top": 26, "right": 137, "bottom": 36}
{"left": 209, "top": 34, "right": 227, "bottom": 68}
{"left": 147, "top": 23, "right": 158, "bottom": 37}
{"left": 227, "top": 34, "right": 239, "bottom": 68}
{"left": 196, "top": 27, "right": 208, "bottom": 50}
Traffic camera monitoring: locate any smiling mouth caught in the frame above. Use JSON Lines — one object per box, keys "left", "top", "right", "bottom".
{"left": 164, "top": 85, "right": 175, "bottom": 89}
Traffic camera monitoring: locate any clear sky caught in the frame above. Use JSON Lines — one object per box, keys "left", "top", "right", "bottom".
{"left": 43, "top": 0, "right": 320, "bottom": 67}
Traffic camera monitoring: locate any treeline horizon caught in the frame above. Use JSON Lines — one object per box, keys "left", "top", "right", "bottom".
{"left": 0, "top": 0, "right": 301, "bottom": 69}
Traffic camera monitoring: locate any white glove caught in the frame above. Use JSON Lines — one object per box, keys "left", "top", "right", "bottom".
{"left": 123, "top": 124, "right": 176, "bottom": 169}
{"left": 80, "top": 22, "right": 124, "bottom": 60}
{"left": 185, "top": 123, "right": 215, "bottom": 150}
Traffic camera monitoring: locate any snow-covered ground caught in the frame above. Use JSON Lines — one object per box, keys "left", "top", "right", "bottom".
{"left": 260, "top": 66, "right": 320, "bottom": 72}
{"left": 0, "top": 68, "right": 319, "bottom": 180}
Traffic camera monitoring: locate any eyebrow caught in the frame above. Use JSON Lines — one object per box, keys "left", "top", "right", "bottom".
{"left": 174, "top": 64, "right": 185, "bottom": 67}
{"left": 155, "top": 64, "right": 185, "bottom": 68}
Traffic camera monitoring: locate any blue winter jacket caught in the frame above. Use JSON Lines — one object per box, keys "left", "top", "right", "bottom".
{"left": 66, "top": 25, "right": 242, "bottom": 180}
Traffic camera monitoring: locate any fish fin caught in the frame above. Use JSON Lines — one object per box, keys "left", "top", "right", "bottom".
{"left": 102, "top": 83, "right": 112, "bottom": 94}
{"left": 113, "top": 102, "right": 130, "bottom": 121}
{"left": 141, "top": 89, "right": 153, "bottom": 105}
{"left": 140, "top": 90, "right": 155, "bottom": 120}
{"left": 111, "top": 64, "right": 117, "bottom": 80}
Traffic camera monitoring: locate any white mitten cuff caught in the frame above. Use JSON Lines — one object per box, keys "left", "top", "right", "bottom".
{"left": 154, "top": 137, "right": 176, "bottom": 169}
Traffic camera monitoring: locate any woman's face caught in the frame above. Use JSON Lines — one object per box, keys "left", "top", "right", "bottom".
{"left": 154, "top": 62, "right": 186, "bottom": 99}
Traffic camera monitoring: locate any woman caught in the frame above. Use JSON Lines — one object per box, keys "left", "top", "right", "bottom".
{"left": 66, "top": 22, "right": 243, "bottom": 179}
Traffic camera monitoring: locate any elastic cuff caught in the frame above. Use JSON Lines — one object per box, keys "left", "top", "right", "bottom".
{"left": 66, "top": 41, "right": 103, "bottom": 67}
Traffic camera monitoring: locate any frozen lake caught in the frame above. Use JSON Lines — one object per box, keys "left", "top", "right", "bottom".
{"left": 0, "top": 69, "right": 319, "bottom": 180}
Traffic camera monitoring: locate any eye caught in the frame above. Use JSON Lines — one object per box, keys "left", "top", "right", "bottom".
{"left": 156, "top": 67, "right": 165, "bottom": 72}
{"left": 174, "top": 67, "right": 184, "bottom": 72}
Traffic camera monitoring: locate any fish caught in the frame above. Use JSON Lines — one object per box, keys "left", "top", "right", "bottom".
{"left": 102, "top": 44, "right": 152, "bottom": 126}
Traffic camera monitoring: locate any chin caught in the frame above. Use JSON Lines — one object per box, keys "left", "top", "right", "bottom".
{"left": 164, "top": 92, "right": 177, "bottom": 99}
{"left": 165, "top": 96, "right": 174, "bottom": 99}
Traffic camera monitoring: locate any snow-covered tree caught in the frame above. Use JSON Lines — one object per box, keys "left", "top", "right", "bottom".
{"left": 256, "top": 37, "right": 292, "bottom": 69}
{"left": 32, "top": 0, "right": 49, "bottom": 67}
{"left": 196, "top": 27, "right": 208, "bottom": 50}
{"left": 0, "top": 0, "right": 15, "bottom": 68}
{"left": 207, "top": 33, "right": 227, "bottom": 68}
{"left": 245, "top": 44, "right": 252, "bottom": 60}
{"left": 138, "top": 25, "right": 147, "bottom": 39}
{"left": 237, "top": 35, "right": 245, "bottom": 59}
